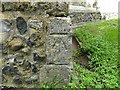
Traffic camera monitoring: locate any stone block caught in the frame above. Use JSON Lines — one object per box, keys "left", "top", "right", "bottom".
{"left": 48, "top": 18, "right": 72, "bottom": 34}
{"left": 39, "top": 65, "right": 70, "bottom": 88}
{"left": 46, "top": 35, "right": 72, "bottom": 65}
{"left": 46, "top": 2, "right": 69, "bottom": 17}
{"left": 20, "top": 0, "right": 30, "bottom": 2}
{"left": 1, "top": 0, "right": 19, "bottom": 2}
{"left": 70, "top": 11, "right": 102, "bottom": 24}
{"left": 1, "top": 2, "right": 31, "bottom": 11}
{"left": 34, "top": 2, "right": 69, "bottom": 16}
{"left": 1, "top": 2, "right": 69, "bottom": 17}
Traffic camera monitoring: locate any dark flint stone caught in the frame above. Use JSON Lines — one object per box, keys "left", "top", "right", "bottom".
{"left": 2, "top": 66, "right": 18, "bottom": 75}
{"left": 0, "top": 44, "right": 2, "bottom": 53}
{"left": 16, "top": 17, "right": 27, "bottom": 35}
{"left": 25, "top": 38, "right": 36, "bottom": 47}
{"left": 22, "top": 60, "right": 31, "bottom": 70}
{"left": 13, "top": 77, "right": 23, "bottom": 84}
{"left": 33, "top": 53, "right": 46, "bottom": 61}
{"left": 31, "top": 64, "right": 38, "bottom": 73}
{"left": 1, "top": 4, "right": 4, "bottom": 12}
{"left": 2, "top": 19, "right": 12, "bottom": 26}
{"left": 25, "top": 33, "right": 42, "bottom": 47}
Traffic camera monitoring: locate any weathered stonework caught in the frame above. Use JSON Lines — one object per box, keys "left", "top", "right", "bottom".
{"left": 0, "top": 1, "right": 102, "bottom": 88}
{"left": 39, "top": 65, "right": 70, "bottom": 88}
{"left": 0, "top": 2, "right": 72, "bottom": 88}
{"left": 46, "top": 35, "right": 72, "bottom": 65}
{"left": 1, "top": 2, "right": 69, "bottom": 17}
{"left": 46, "top": 18, "right": 72, "bottom": 65}
{"left": 70, "top": 11, "right": 102, "bottom": 25}
{"left": 47, "top": 18, "right": 72, "bottom": 34}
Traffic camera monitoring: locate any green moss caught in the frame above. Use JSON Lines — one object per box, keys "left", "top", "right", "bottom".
{"left": 8, "top": 38, "right": 22, "bottom": 46}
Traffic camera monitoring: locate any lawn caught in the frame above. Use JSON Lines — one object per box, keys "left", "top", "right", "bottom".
{"left": 70, "top": 19, "right": 118, "bottom": 88}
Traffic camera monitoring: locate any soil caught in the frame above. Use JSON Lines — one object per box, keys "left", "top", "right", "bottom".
{"left": 72, "top": 36, "right": 89, "bottom": 68}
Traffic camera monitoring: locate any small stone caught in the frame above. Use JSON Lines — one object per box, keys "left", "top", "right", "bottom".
{"left": 2, "top": 19, "right": 12, "bottom": 26}
{"left": 21, "top": 47, "right": 30, "bottom": 53}
{"left": 29, "top": 20, "right": 42, "bottom": 31}
{"left": 8, "top": 58, "right": 15, "bottom": 63}
{"left": 25, "top": 38, "right": 36, "bottom": 47}
{"left": 25, "top": 33, "right": 42, "bottom": 47}
{"left": 1, "top": 44, "right": 8, "bottom": 54}
{"left": 13, "top": 77, "right": 23, "bottom": 84}
{"left": 31, "top": 64, "right": 38, "bottom": 73}
{"left": 0, "top": 44, "right": 2, "bottom": 52}
{"left": 8, "top": 38, "right": 23, "bottom": 51}
{"left": 25, "top": 75, "right": 38, "bottom": 84}
{"left": 0, "top": 20, "right": 11, "bottom": 44}
{"left": 16, "top": 17, "right": 27, "bottom": 35}
{"left": 22, "top": 60, "right": 31, "bottom": 70}
{"left": 33, "top": 53, "right": 46, "bottom": 61}
{"left": 2, "top": 66, "right": 18, "bottom": 75}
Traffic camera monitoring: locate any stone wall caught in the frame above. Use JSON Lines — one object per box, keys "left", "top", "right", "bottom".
{"left": 70, "top": 11, "right": 102, "bottom": 25}
{"left": 69, "top": 5, "right": 102, "bottom": 26}
{"left": 0, "top": 2, "right": 72, "bottom": 88}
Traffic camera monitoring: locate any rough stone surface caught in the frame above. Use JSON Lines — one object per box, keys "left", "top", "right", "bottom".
{"left": 0, "top": 19, "right": 12, "bottom": 44}
{"left": 46, "top": 18, "right": 72, "bottom": 65}
{"left": 2, "top": 65, "right": 18, "bottom": 75}
{"left": 70, "top": 11, "right": 102, "bottom": 25}
{"left": 1, "top": 2, "right": 69, "bottom": 16}
{"left": 46, "top": 35, "right": 72, "bottom": 65}
{"left": 1, "top": 12, "right": 47, "bottom": 87}
{"left": 0, "top": 2, "right": 88, "bottom": 88}
{"left": 1, "top": 2, "right": 31, "bottom": 11}
{"left": 48, "top": 18, "right": 72, "bottom": 34}
{"left": 39, "top": 65, "right": 70, "bottom": 88}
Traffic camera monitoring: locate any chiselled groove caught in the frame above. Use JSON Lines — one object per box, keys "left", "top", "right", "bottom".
{"left": 50, "top": 33, "right": 69, "bottom": 35}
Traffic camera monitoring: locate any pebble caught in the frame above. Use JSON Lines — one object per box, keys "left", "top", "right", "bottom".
{"left": 13, "top": 77, "right": 23, "bottom": 84}
{"left": 8, "top": 38, "right": 23, "bottom": 51}
{"left": 31, "top": 64, "right": 38, "bottom": 73}
{"left": 2, "top": 66, "right": 18, "bottom": 75}
{"left": 33, "top": 53, "right": 46, "bottom": 61}
{"left": 16, "top": 17, "right": 27, "bottom": 35}
{"left": 29, "top": 20, "right": 42, "bottom": 31}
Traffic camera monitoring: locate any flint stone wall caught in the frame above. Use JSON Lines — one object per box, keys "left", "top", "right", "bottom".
{"left": 0, "top": 2, "right": 72, "bottom": 88}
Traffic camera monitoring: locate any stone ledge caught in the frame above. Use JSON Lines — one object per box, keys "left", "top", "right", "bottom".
{"left": 1, "top": 2, "right": 69, "bottom": 17}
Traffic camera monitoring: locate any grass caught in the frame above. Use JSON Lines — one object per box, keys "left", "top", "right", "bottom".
{"left": 70, "top": 19, "right": 118, "bottom": 88}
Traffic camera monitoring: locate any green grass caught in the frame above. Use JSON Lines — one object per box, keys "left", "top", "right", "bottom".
{"left": 70, "top": 19, "right": 118, "bottom": 88}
